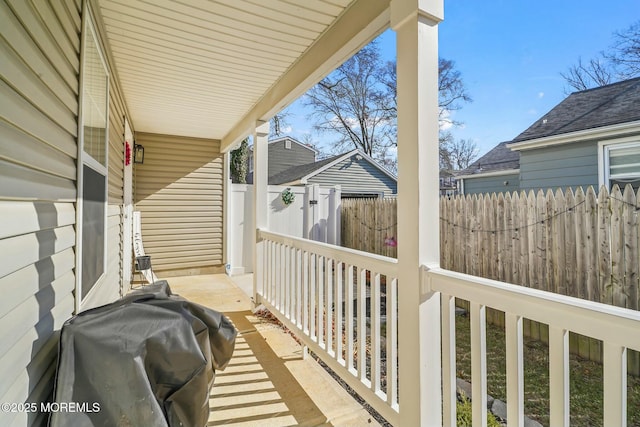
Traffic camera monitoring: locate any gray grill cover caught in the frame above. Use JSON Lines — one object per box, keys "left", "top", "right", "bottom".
{"left": 50, "top": 282, "right": 236, "bottom": 427}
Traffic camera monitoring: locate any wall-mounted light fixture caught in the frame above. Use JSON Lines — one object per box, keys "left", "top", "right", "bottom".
{"left": 133, "top": 143, "right": 145, "bottom": 164}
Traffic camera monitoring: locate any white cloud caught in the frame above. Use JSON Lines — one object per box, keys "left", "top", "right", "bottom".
{"left": 538, "top": 92, "right": 545, "bottom": 99}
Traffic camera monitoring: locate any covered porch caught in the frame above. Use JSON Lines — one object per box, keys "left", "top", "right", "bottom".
{"left": 3, "top": 0, "right": 639, "bottom": 425}
{"left": 166, "top": 273, "right": 380, "bottom": 426}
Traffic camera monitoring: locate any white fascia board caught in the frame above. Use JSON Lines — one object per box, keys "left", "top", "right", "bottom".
{"left": 507, "top": 121, "right": 640, "bottom": 151}
{"left": 456, "top": 169, "right": 520, "bottom": 180}
{"left": 220, "top": 0, "right": 390, "bottom": 152}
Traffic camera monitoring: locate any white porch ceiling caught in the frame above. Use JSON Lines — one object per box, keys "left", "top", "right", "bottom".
{"left": 97, "top": 0, "right": 388, "bottom": 148}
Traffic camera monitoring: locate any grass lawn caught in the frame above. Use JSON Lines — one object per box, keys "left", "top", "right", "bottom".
{"left": 455, "top": 310, "right": 640, "bottom": 426}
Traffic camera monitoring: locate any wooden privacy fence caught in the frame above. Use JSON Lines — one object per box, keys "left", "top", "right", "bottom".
{"left": 341, "top": 185, "right": 640, "bottom": 372}
{"left": 341, "top": 198, "right": 398, "bottom": 259}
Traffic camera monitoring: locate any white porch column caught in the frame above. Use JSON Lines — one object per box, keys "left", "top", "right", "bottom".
{"left": 252, "top": 121, "right": 270, "bottom": 306}
{"left": 391, "top": 0, "right": 443, "bottom": 425}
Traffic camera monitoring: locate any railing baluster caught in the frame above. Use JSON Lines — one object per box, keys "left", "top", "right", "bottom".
{"left": 549, "top": 326, "right": 569, "bottom": 427}
{"left": 386, "top": 277, "right": 398, "bottom": 409}
{"left": 282, "top": 245, "right": 291, "bottom": 319}
{"left": 318, "top": 255, "right": 325, "bottom": 349}
{"left": 336, "top": 261, "right": 344, "bottom": 365}
{"left": 358, "top": 267, "right": 367, "bottom": 385}
{"left": 371, "top": 272, "right": 381, "bottom": 395}
{"left": 294, "top": 248, "right": 301, "bottom": 328}
{"left": 346, "top": 264, "right": 355, "bottom": 374}
{"left": 471, "top": 302, "right": 487, "bottom": 427}
{"left": 326, "top": 258, "right": 334, "bottom": 357}
{"left": 267, "top": 240, "right": 273, "bottom": 301}
{"left": 441, "top": 294, "right": 456, "bottom": 426}
{"left": 282, "top": 243, "right": 287, "bottom": 309}
{"left": 505, "top": 313, "right": 524, "bottom": 427}
{"left": 302, "top": 251, "right": 309, "bottom": 334}
{"left": 604, "top": 343, "right": 627, "bottom": 427}
{"left": 310, "top": 254, "right": 317, "bottom": 341}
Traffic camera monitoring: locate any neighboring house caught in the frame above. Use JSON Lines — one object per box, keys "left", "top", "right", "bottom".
{"left": 247, "top": 137, "right": 397, "bottom": 198}
{"left": 269, "top": 149, "right": 397, "bottom": 198}
{"left": 510, "top": 77, "right": 640, "bottom": 193}
{"left": 459, "top": 77, "right": 640, "bottom": 195}
{"left": 244, "top": 136, "right": 318, "bottom": 182}
{"left": 457, "top": 141, "right": 520, "bottom": 195}
{"left": 439, "top": 169, "right": 459, "bottom": 196}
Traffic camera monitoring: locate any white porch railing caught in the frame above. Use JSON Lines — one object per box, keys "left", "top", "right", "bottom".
{"left": 258, "top": 229, "right": 640, "bottom": 426}
{"left": 428, "top": 267, "right": 640, "bottom": 427}
{"left": 257, "top": 229, "right": 400, "bottom": 425}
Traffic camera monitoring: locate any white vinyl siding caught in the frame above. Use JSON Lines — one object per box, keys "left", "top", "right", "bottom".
{"left": 135, "top": 133, "right": 224, "bottom": 275}
{"left": 0, "top": 1, "right": 81, "bottom": 426}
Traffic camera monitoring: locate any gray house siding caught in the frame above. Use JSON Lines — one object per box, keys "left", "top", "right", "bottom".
{"left": 0, "top": 1, "right": 81, "bottom": 425}
{"left": 268, "top": 138, "right": 316, "bottom": 177}
{"left": 308, "top": 155, "right": 397, "bottom": 196}
{"left": 463, "top": 173, "right": 520, "bottom": 195}
{"left": 1, "top": 2, "right": 133, "bottom": 424}
{"left": 518, "top": 140, "right": 598, "bottom": 192}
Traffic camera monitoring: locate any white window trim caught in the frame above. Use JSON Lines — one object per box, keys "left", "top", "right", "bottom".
{"left": 598, "top": 136, "right": 640, "bottom": 190}
{"left": 76, "top": 3, "right": 110, "bottom": 313}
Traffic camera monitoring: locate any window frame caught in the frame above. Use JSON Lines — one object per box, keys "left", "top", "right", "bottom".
{"left": 598, "top": 136, "right": 640, "bottom": 191}
{"left": 76, "top": 3, "right": 109, "bottom": 312}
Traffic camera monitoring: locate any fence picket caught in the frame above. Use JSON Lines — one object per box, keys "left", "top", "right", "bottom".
{"left": 598, "top": 186, "right": 613, "bottom": 304}
{"left": 564, "top": 188, "right": 577, "bottom": 298}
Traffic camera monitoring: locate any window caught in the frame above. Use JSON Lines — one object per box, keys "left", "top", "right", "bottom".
{"left": 600, "top": 138, "right": 640, "bottom": 192}
{"left": 285, "top": 139, "right": 292, "bottom": 149}
{"left": 80, "top": 10, "right": 109, "bottom": 299}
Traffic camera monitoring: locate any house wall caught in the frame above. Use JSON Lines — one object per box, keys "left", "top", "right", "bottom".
{"left": 308, "top": 155, "right": 397, "bottom": 196}
{"left": 462, "top": 172, "right": 520, "bottom": 195}
{"left": 134, "top": 133, "right": 224, "bottom": 276}
{"left": 267, "top": 138, "right": 316, "bottom": 176}
{"left": 1, "top": 2, "right": 134, "bottom": 423}
{"left": 518, "top": 140, "right": 599, "bottom": 192}
{"left": 0, "top": 2, "right": 79, "bottom": 425}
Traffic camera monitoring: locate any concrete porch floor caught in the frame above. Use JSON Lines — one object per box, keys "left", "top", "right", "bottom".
{"left": 166, "top": 274, "right": 381, "bottom": 427}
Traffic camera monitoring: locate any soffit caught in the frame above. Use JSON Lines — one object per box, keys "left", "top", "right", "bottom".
{"left": 97, "top": 0, "right": 355, "bottom": 141}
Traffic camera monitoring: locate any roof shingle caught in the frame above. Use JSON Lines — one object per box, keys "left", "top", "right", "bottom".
{"left": 512, "top": 77, "right": 640, "bottom": 143}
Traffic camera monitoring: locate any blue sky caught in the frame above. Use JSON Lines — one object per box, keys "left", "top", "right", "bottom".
{"left": 283, "top": 0, "right": 639, "bottom": 157}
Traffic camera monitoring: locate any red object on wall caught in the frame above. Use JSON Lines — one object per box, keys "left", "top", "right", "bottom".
{"left": 125, "top": 141, "right": 132, "bottom": 166}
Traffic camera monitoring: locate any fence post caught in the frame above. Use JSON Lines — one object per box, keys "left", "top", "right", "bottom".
{"left": 327, "top": 185, "right": 341, "bottom": 245}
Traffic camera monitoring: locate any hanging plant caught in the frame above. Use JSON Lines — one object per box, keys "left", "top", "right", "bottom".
{"left": 281, "top": 188, "right": 295, "bottom": 205}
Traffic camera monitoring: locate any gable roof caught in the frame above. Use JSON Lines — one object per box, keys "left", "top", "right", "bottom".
{"left": 458, "top": 141, "right": 520, "bottom": 177}
{"left": 511, "top": 77, "right": 640, "bottom": 144}
{"left": 269, "top": 149, "right": 397, "bottom": 185}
